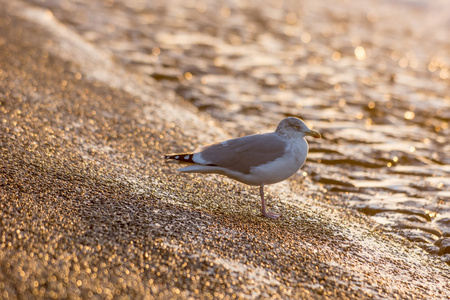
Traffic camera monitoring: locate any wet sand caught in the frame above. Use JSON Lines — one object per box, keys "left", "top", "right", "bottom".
{"left": 21, "top": 0, "right": 450, "bottom": 250}
{"left": 1, "top": 0, "right": 450, "bottom": 299}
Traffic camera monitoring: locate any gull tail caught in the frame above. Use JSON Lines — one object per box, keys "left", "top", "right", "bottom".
{"left": 165, "top": 154, "right": 224, "bottom": 174}
{"left": 164, "top": 153, "right": 195, "bottom": 164}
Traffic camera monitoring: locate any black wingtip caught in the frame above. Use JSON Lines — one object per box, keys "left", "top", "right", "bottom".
{"left": 164, "top": 153, "right": 195, "bottom": 163}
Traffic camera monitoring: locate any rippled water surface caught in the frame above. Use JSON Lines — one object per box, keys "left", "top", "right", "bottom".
{"left": 24, "top": 0, "right": 450, "bottom": 260}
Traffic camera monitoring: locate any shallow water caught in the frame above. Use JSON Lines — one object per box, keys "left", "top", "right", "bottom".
{"left": 23, "top": 0, "right": 449, "bottom": 260}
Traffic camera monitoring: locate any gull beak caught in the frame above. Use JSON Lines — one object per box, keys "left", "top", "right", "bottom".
{"left": 306, "top": 130, "right": 321, "bottom": 139}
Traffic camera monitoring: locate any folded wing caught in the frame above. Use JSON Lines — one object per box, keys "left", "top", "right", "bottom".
{"left": 194, "top": 133, "right": 287, "bottom": 174}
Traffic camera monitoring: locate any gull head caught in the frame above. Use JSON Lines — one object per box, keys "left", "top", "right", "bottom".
{"left": 275, "top": 117, "right": 321, "bottom": 139}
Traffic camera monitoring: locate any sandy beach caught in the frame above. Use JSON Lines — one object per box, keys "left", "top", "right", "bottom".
{"left": 1, "top": 0, "right": 449, "bottom": 298}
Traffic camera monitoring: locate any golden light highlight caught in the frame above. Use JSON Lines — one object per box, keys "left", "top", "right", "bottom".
{"left": 355, "top": 46, "right": 366, "bottom": 60}
{"left": 404, "top": 111, "right": 415, "bottom": 120}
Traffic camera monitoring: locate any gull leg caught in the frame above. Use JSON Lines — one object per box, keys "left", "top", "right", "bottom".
{"left": 260, "top": 184, "right": 280, "bottom": 219}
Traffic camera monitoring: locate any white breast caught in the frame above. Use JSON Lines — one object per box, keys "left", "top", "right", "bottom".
{"left": 242, "top": 138, "right": 309, "bottom": 185}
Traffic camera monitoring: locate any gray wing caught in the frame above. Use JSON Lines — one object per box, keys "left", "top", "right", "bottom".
{"left": 195, "top": 133, "right": 287, "bottom": 174}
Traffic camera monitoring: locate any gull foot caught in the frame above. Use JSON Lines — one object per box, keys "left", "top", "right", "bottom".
{"left": 262, "top": 211, "right": 281, "bottom": 219}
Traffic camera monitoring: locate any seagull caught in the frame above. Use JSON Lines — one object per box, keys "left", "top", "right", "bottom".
{"left": 164, "top": 117, "right": 321, "bottom": 219}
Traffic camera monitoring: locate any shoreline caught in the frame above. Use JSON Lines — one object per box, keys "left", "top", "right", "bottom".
{"left": 1, "top": 0, "right": 449, "bottom": 298}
